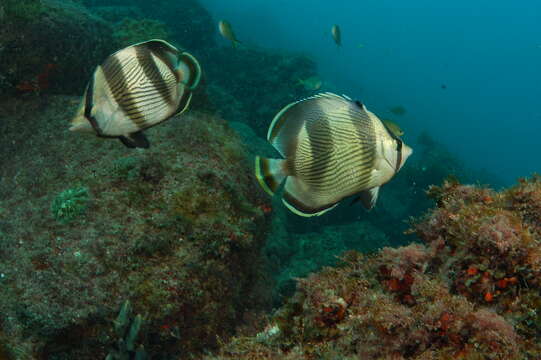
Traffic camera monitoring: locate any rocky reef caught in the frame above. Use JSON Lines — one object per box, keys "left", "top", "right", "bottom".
{"left": 0, "top": 95, "right": 272, "bottom": 359}
{"left": 0, "top": 0, "right": 117, "bottom": 96}
{"left": 0, "top": 0, "right": 526, "bottom": 358}
{"left": 0, "top": 0, "right": 318, "bottom": 135}
{"left": 201, "top": 46, "right": 317, "bottom": 137}
{"left": 206, "top": 177, "right": 541, "bottom": 359}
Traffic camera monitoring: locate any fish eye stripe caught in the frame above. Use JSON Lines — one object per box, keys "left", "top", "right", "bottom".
{"left": 83, "top": 73, "right": 107, "bottom": 137}
{"left": 395, "top": 138, "right": 403, "bottom": 174}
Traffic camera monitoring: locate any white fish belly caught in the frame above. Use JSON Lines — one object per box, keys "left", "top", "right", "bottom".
{"left": 93, "top": 94, "right": 140, "bottom": 136}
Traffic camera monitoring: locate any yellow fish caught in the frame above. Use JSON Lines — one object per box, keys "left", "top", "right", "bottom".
{"left": 297, "top": 76, "right": 323, "bottom": 91}
{"left": 331, "top": 24, "right": 341, "bottom": 47}
{"left": 382, "top": 120, "right": 404, "bottom": 137}
{"left": 219, "top": 20, "right": 241, "bottom": 48}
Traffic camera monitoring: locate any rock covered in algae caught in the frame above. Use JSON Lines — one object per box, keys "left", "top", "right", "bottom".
{"left": 205, "top": 177, "right": 541, "bottom": 359}
{"left": 0, "top": 0, "right": 117, "bottom": 96}
{"left": 201, "top": 46, "right": 318, "bottom": 137}
{"left": 0, "top": 95, "right": 272, "bottom": 359}
{"left": 85, "top": 0, "right": 216, "bottom": 52}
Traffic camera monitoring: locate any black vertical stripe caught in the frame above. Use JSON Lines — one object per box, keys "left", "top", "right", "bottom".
{"left": 135, "top": 45, "right": 175, "bottom": 107}
{"left": 83, "top": 71, "right": 104, "bottom": 136}
{"left": 305, "top": 111, "right": 333, "bottom": 181}
{"left": 350, "top": 102, "right": 376, "bottom": 171}
{"left": 102, "top": 54, "right": 145, "bottom": 128}
{"left": 145, "top": 40, "right": 180, "bottom": 82}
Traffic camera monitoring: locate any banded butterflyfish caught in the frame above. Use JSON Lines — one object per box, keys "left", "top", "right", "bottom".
{"left": 255, "top": 92, "right": 412, "bottom": 217}
{"left": 70, "top": 39, "right": 201, "bottom": 148}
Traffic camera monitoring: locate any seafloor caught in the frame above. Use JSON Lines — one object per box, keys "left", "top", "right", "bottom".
{"left": 1, "top": 0, "right": 540, "bottom": 359}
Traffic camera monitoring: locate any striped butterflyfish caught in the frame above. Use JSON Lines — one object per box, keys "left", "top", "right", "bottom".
{"left": 255, "top": 92, "right": 413, "bottom": 217}
{"left": 70, "top": 39, "right": 202, "bottom": 148}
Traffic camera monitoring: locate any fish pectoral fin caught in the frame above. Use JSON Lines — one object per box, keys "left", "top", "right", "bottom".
{"left": 357, "top": 186, "right": 380, "bottom": 211}
{"left": 118, "top": 131, "right": 150, "bottom": 149}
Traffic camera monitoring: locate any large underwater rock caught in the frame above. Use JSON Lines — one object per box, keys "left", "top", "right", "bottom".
{"left": 0, "top": 95, "right": 272, "bottom": 359}
{"left": 201, "top": 46, "right": 318, "bottom": 137}
{"left": 205, "top": 178, "right": 541, "bottom": 359}
{"left": 0, "top": 0, "right": 117, "bottom": 96}
{"left": 85, "top": 0, "right": 216, "bottom": 52}
{"left": 0, "top": 0, "right": 216, "bottom": 97}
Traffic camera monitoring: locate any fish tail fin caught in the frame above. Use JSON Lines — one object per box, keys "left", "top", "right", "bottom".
{"left": 232, "top": 40, "right": 242, "bottom": 49}
{"left": 255, "top": 156, "right": 287, "bottom": 196}
{"left": 69, "top": 114, "right": 89, "bottom": 132}
{"left": 69, "top": 100, "right": 93, "bottom": 133}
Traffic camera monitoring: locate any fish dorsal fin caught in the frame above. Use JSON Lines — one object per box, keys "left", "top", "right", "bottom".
{"left": 358, "top": 186, "right": 380, "bottom": 210}
{"left": 178, "top": 52, "right": 202, "bottom": 90}
{"left": 136, "top": 39, "right": 179, "bottom": 58}
{"left": 266, "top": 92, "right": 353, "bottom": 157}
{"left": 133, "top": 39, "right": 179, "bottom": 51}
{"left": 135, "top": 39, "right": 180, "bottom": 71}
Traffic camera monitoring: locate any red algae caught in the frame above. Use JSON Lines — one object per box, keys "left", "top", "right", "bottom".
{"left": 207, "top": 176, "right": 541, "bottom": 359}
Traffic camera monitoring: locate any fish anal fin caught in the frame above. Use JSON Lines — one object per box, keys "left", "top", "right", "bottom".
{"left": 357, "top": 186, "right": 380, "bottom": 210}
{"left": 281, "top": 177, "right": 338, "bottom": 217}
{"left": 282, "top": 192, "right": 338, "bottom": 217}
{"left": 118, "top": 131, "right": 150, "bottom": 149}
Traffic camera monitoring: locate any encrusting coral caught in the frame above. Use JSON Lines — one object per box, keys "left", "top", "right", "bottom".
{"left": 0, "top": 95, "right": 272, "bottom": 359}
{"left": 207, "top": 176, "right": 541, "bottom": 359}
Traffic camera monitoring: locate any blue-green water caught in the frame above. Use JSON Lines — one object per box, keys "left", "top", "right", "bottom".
{"left": 203, "top": 0, "right": 541, "bottom": 185}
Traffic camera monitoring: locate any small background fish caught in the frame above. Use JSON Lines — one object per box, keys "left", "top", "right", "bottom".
{"left": 331, "top": 24, "right": 341, "bottom": 46}
{"left": 219, "top": 20, "right": 241, "bottom": 48}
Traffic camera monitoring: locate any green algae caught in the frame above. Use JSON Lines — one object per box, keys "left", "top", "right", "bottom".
{"left": 3, "top": 0, "right": 45, "bottom": 24}
{"left": 112, "top": 18, "right": 170, "bottom": 48}
{"left": 50, "top": 187, "right": 90, "bottom": 224}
